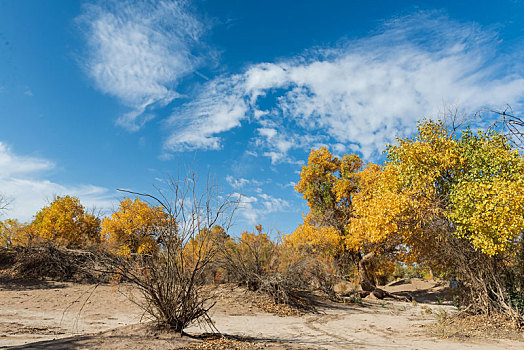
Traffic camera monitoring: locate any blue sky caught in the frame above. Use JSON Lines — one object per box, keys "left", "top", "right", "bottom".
{"left": 1, "top": 0, "right": 524, "bottom": 236}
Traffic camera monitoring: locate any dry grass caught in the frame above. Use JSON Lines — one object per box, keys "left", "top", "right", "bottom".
{"left": 211, "top": 283, "right": 304, "bottom": 317}
{"left": 182, "top": 335, "right": 269, "bottom": 350}
{"left": 429, "top": 309, "right": 524, "bottom": 341}
{"left": 0, "top": 245, "right": 107, "bottom": 283}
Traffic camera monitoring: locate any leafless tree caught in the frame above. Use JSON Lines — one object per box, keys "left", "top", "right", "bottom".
{"left": 0, "top": 193, "right": 11, "bottom": 215}
{"left": 102, "top": 171, "right": 239, "bottom": 333}
{"left": 480, "top": 106, "right": 524, "bottom": 148}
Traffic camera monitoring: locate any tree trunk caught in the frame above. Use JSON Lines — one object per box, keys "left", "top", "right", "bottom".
{"left": 358, "top": 252, "right": 376, "bottom": 292}
{"left": 357, "top": 251, "right": 410, "bottom": 301}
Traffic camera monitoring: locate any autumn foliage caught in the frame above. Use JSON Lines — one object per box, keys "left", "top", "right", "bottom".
{"left": 0, "top": 219, "right": 34, "bottom": 248}
{"left": 101, "top": 198, "right": 168, "bottom": 256}
{"left": 289, "top": 118, "right": 524, "bottom": 317}
{"left": 223, "top": 224, "right": 337, "bottom": 306}
{"left": 28, "top": 196, "right": 100, "bottom": 247}
{"left": 1, "top": 115, "right": 523, "bottom": 322}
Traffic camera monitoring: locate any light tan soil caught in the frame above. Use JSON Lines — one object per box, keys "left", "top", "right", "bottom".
{"left": 0, "top": 279, "right": 522, "bottom": 349}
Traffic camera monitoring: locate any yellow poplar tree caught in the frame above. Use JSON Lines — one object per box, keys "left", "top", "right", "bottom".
{"left": 183, "top": 225, "right": 231, "bottom": 270}
{"left": 448, "top": 129, "right": 524, "bottom": 255}
{"left": 380, "top": 119, "right": 524, "bottom": 314}
{"left": 285, "top": 213, "right": 342, "bottom": 257}
{"left": 348, "top": 120, "right": 463, "bottom": 266}
{"left": 31, "top": 195, "right": 100, "bottom": 247}
{"left": 0, "top": 219, "right": 35, "bottom": 248}
{"left": 385, "top": 120, "right": 524, "bottom": 256}
{"left": 291, "top": 147, "right": 393, "bottom": 292}
{"left": 101, "top": 198, "right": 169, "bottom": 256}
{"left": 292, "top": 119, "right": 524, "bottom": 298}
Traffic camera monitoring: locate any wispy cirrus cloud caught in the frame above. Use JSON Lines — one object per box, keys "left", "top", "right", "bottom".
{"left": 78, "top": 0, "right": 205, "bottom": 131}
{"left": 164, "top": 75, "right": 248, "bottom": 150}
{"left": 166, "top": 13, "right": 524, "bottom": 160}
{"left": 0, "top": 143, "right": 53, "bottom": 177}
{"left": 0, "top": 142, "right": 116, "bottom": 221}
{"left": 225, "top": 175, "right": 264, "bottom": 190}
{"left": 233, "top": 192, "right": 289, "bottom": 225}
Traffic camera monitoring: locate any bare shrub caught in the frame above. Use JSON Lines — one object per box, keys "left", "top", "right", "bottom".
{"left": 102, "top": 172, "right": 238, "bottom": 333}
{"left": 0, "top": 193, "right": 9, "bottom": 214}
{"left": 0, "top": 244, "right": 106, "bottom": 282}
{"left": 305, "top": 254, "right": 339, "bottom": 299}
{"left": 222, "top": 226, "right": 276, "bottom": 291}
{"left": 221, "top": 226, "right": 331, "bottom": 310}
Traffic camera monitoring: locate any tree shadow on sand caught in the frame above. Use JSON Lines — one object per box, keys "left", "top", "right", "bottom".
{"left": 6, "top": 331, "right": 292, "bottom": 350}
{"left": 0, "top": 278, "right": 67, "bottom": 292}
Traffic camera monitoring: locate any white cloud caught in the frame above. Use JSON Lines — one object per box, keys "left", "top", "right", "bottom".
{"left": 255, "top": 127, "right": 314, "bottom": 164}
{"left": 0, "top": 142, "right": 116, "bottom": 221}
{"left": 166, "top": 14, "right": 524, "bottom": 160}
{"left": 225, "top": 176, "right": 249, "bottom": 189}
{"left": 164, "top": 75, "right": 248, "bottom": 151}
{"left": 226, "top": 175, "right": 264, "bottom": 190}
{"left": 0, "top": 143, "right": 53, "bottom": 177}
{"left": 233, "top": 192, "right": 289, "bottom": 225}
{"left": 79, "top": 0, "right": 204, "bottom": 131}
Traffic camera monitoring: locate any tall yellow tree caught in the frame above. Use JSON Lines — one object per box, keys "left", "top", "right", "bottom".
{"left": 351, "top": 118, "right": 524, "bottom": 313}
{"left": 291, "top": 147, "right": 393, "bottom": 293}
{"left": 383, "top": 120, "right": 524, "bottom": 257}
{"left": 349, "top": 120, "right": 464, "bottom": 268}
{"left": 294, "top": 147, "right": 362, "bottom": 233}
{"left": 101, "top": 198, "right": 169, "bottom": 256}
{"left": 31, "top": 195, "right": 100, "bottom": 247}
{"left": 293, "top": 119, "right": 524, "bottom": 304}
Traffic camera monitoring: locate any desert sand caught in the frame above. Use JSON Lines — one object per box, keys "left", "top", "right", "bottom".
{"left": 0, "top": 279, "right": 522, "bottom": 349}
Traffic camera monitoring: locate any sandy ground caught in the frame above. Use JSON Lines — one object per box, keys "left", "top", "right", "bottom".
{"left": 0, "top": 279, "right": 522, "bottom": 349}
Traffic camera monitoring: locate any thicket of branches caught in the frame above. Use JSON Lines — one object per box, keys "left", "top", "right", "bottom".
{"left": 219, "top": 225, "right": 333, "bottom": 310}
{"left": 99, "top": 173, "right": 238, "bottom": 333}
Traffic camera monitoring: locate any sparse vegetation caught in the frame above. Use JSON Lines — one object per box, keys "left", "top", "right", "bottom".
{"left": 221, "top": 225, "right": 329, "bottom": 310}
{"left": 100, "top": 172, "right": 239, "bottom": 333}
{"left": 0, "top": 114, "right": 523, "bottom": 346}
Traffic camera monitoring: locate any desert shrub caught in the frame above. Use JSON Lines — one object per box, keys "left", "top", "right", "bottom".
{"left": 506, "top": 240, "right": 524, "bottom": 315}
{"left": 301, "top": 253, "right": 339, "bottom": 299}
{"left": 222, "top": 226, "right": 277, "bottom": 291}
{"left": 0, "top": 244, "right": 107, "bottom": 282}
{"left": 283, "top": 215, "right": 356, "bottom": 298}
{"left": 0, "top": 247, "right": 16, "bottom": 269}
{"left": 222, "top": 226, "right": 333, "bottom": 309}
{"left": 102, "top": 173, "right": 238, "bottom": 333}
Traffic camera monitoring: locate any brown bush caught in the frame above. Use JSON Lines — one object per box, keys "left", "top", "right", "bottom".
{"left": 221, "top": 226, "right": 337, "bottom": 310}
{"left": 101, "top": 172, "right": 238, "bottom": 333}
{"left": 0, "top": 244, "right": 107, "bottom": 283}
